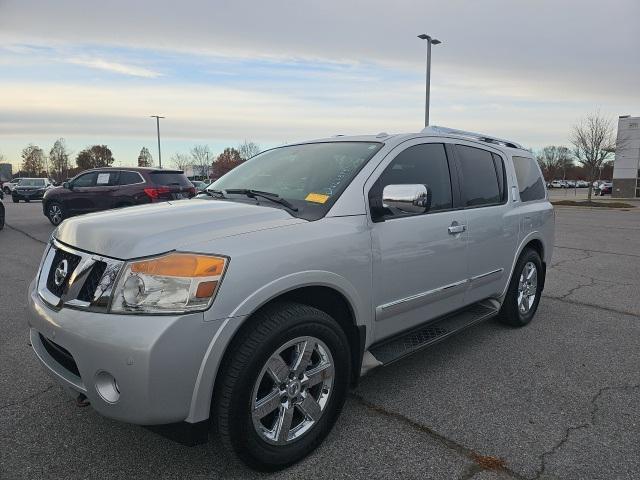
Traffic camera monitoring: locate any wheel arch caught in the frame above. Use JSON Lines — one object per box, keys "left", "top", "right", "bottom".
{"left": 186, "top": 276, "right": 368, "bottom": 424}
{"left": 500, "top": 232, "right": 548, "bottom": 299}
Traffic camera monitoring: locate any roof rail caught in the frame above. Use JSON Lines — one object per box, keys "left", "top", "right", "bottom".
{"left": 421, "top": 125, "right": 524, "bottom": 149}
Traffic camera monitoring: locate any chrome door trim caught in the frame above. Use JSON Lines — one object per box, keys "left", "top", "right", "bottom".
{"left": 376, "top": 279, "right": 468, "bottom": 321}
{"left": 470, "top": 268, "right": 504, "bottom": 281}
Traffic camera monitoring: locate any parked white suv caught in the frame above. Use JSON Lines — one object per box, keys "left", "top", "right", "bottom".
{"left": 27, "top": 126, "right": 554, "bottom": 470}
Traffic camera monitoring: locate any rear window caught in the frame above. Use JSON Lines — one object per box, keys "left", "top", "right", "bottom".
{"left": 119, "top": 171, "right": 144, "bottom": 185}
{"left": 149, "top": 171, "right": 191, "bottom": 186}
{"left": 513, "top": 156, "right": 546, "bottom": 201}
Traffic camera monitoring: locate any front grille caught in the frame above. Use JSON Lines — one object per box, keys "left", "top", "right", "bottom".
{"left": 77, "top": 261, "right": 107, "bottom": 302}
{"left": 46, "top": 248, "right": 81, "bottom": 297}
{"left": 39, "top": 334, "right": 81, "bottom": 377}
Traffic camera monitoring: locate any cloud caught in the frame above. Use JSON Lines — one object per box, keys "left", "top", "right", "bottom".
{"left": 65, "top": 57, "right": 161, "bottom": 78}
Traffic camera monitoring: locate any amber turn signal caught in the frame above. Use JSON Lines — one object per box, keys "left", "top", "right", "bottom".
{"left": 131, "top": 253, "right": 226, "bottom": 278}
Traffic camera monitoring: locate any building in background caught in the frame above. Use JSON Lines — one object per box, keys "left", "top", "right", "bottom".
{"left": 0, "top": 163, "right": 13, "bottom": 182}
{"left": 613, "top": 115, "right": 640, "bottom": 198}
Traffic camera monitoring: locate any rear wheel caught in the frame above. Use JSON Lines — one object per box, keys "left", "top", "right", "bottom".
{"left": 12, "top": 196, "right": 18, "bottom": 203}
{"left": 46, "top": 202, "right": 65, "bottom": 226}
{"left": 498, "top": 248, "right": 543, "bottom": 327}
{"left": 214, "top": 302, "right": 350, "bottom": 471}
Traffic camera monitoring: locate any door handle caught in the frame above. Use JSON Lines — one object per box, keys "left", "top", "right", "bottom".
{"left": 448, "top": 223, "right": 466, "bottom": 234}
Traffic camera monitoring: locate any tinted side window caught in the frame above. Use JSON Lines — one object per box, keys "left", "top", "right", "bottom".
{"left": 513, "top": 156, "right": 546, "bottom": 201}
{"left": 378, "top": 143, "right": 452, "bottom": 215}
{"left": 95, "top": 171, "right": 119, "bottom": 186}
{"left": 119, "top": 171, "right": 143, "bottom": 185}
{"left": 73, "top": 172, "right": 97, "bottom": 187}
{"left": 492, "top": 153, "right": 507, "bottom": 202}
{"left": 456, "top": 145, "right": 501, "bottom": 207}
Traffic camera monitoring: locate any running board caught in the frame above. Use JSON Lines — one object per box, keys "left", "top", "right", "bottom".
{"left": 369, "top": 302, "right": 499, "bottom": 365}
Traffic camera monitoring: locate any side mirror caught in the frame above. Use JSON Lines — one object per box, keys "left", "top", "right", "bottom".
{"left": 63, "top": 181, "right": 71, "bottom": 189}
{"left": 382, "top": 184, "right": 431, "bottom": 214}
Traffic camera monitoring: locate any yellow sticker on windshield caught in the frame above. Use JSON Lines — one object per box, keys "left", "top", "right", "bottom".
{"left": 305, "top": 193, "right": 330, "bottom": 204}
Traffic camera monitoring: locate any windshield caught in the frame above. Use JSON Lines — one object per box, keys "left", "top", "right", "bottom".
{"left": 18, "top": 179, "right": 45, "bottom": 187}
{"left": 209, "top": 142, "right": 382, "bottom": 216}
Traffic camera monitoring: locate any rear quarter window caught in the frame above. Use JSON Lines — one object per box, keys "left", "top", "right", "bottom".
{"left": 512, "top": 156, "right": 546, "bottom": 201}
{"left": 149, "top": 171, "right": 191, "bottom": 186}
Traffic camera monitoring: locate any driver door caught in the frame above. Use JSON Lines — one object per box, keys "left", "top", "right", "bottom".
{"left": 368, "top": 140, "right": 468, "bottom": 342}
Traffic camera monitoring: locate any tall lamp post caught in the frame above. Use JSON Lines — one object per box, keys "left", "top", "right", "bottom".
{"left": 150, "top": 115, "right": 165, "bottom": 168}
{"left": 417, "top": 34, "right": 442, "bottom": 127}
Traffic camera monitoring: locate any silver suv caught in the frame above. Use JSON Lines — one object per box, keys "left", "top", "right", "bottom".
{"left": 27, "top": 126, "right": 554, "bottom": 470}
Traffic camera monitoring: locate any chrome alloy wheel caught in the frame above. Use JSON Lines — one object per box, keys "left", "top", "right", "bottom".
{"left": 517, "top": 261, "right": 538, "bottom": 314}
{"left": 251, "top": 336, "right": 334, "bottom": 445}
{"left": 49, "top": 205, "right": 63, "bottom": 225}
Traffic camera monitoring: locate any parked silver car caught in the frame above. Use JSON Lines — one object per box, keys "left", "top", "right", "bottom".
{"left": 27, "top": 126, "right": 554, "bottom": 470}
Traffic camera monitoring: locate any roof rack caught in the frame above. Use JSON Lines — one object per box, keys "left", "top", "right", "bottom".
{"left": 421, "top": 125, "right": 524, "bottom": 149}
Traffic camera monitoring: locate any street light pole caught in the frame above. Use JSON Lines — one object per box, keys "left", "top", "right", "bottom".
{"left": 150, "top": 115, "right": 165, "bottom": 168}
{"left": 417, "top": 34, "right": 442, "bottom": 127}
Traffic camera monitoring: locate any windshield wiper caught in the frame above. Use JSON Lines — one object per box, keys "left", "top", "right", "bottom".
{"left": 224, "top": 189, "right": 298, "bottom": 212}
{"left": 204, "top": 188, "right": 226, "bottom": 198}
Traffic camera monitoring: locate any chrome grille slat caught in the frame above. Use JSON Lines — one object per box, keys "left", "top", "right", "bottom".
{"left": 37, "top": 240, "right": 124, "bottom": 312}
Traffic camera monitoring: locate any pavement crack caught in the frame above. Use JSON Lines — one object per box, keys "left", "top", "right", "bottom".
{"left": 0, "top": 384, "right": 56, "bottom": 410}
{"left": 350, "top": 393, "right": 527, "bottom": 480}
{"left": 558, "top": 275, "right": 595, "bottom": 300}
{"left": 542, "top": 295, "right": 639, "bottom": 318}
{"left": 5, "top": 223, "right": 47, "bottom": 245}
{"left": 532, "top": 384, "right": 640, "bottom": 480}
{"left": 553, "top": 244, "right": 640, "bottom": 259}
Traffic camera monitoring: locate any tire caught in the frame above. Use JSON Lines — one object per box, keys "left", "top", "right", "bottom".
{"left": 214, "top": 301, "right": 351, "bottom": 471}
{"left": 498, "top": 248, "right": 543, "bottom": 327}
{"left": 0, "top": 206, "right": 4, "bottom": 230}
{"left": 12, "top": 196, "right": 18, "bottom": 203}
{"left": 46, "top": 202, "right": 65, "bottom": 226}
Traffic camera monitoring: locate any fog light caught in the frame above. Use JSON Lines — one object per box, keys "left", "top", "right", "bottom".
{"left": 95, "top": 371, "right": 120, "bottom": 403}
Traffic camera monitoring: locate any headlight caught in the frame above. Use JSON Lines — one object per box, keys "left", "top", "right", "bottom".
{"left": 110, "top": 253, "right": 228, "bottom": 314}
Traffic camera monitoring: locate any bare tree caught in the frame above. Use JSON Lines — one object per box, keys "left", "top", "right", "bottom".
{"left": 557, "top": 146, "right": 573, "bottom": 180}
{"left": 190, "top": 145, "right": 213, "bottom": 179}
{"left": 237, "top": 140, "right": 261, "bottom": 160}
{"left": 137, "top": 147, "right": 154, "bottom": 167}
{"left": 171, "top": 152, "right": 190, "bottom": 171}
{"left": 536, "top": 146, "right": 561, "bottom": 180}
{"left": 570, "top": 112, "right": 619, "bottom": 201}
{"left": 49, "top": 138, "right": 71, "bottom": 182}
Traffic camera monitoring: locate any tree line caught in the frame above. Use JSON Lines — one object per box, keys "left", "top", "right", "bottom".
{"left": 536, "top": 111, "right": 619, "bottom": 200}
{"left": 13, "top": 139, "right": 261, "bottom": 183}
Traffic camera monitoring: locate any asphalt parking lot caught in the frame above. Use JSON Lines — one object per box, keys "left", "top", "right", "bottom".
{"left": 1, "top": 200, "right": 639, "bottom": 480}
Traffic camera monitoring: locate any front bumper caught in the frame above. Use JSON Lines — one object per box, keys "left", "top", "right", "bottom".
{"left": 14, "top": 190, "right": 45, "bottom": 200}
{"left": 27, "top": 281, "right": 227, "bottom": 425}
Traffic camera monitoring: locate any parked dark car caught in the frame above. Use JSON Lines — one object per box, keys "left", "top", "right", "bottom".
{"left": 12, "top": 178, "right": 54, "bottom": 202}
{"left": 42, "top": 167, "right": 196, "bottom": 225}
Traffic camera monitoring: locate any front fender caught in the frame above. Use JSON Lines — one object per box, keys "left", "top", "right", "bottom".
{"left": 186, "top": 270, "right": 370, "bottom": 423}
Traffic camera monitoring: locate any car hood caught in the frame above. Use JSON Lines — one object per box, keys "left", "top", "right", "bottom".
{"left": 54, "top": 199, "right": 306, "bottom": 259}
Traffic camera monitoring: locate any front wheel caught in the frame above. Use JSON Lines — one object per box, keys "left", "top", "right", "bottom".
{"left": 12, "top": 196, "right": 18, "bottom": 203}
{"left": 498, "top": 248, "right": 543, "bottom": 327}
{"left": 214, "top": 302, "right": 351, "bottom": 471}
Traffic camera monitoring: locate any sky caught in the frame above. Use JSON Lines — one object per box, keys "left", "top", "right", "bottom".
{"left": 0, "top": 0, "right": 638, "bottom": 171}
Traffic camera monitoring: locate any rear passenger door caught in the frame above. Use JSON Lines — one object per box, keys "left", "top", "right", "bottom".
{"left": 452, "top": 143, "right": 518, "bottom": 306}
{"left": 91, "top": 171, "right": 120, "bottom": 211}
